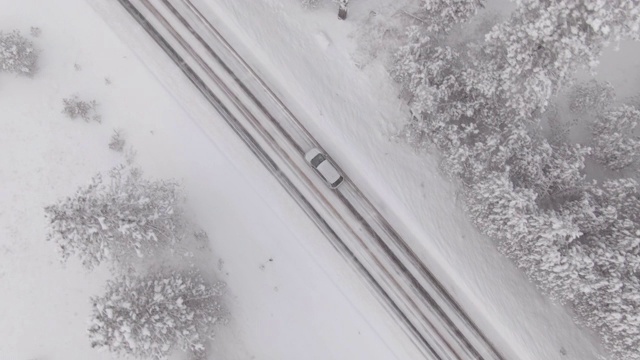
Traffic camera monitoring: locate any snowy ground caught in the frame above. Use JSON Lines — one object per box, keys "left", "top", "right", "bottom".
{"left": 5, "top": 0, "right": 637, "bottom": 359}
{"left": 0, "top": 0, "right": 425, "bottom": 359}
{"left": 154, "top": 0, "right": 610, "bottom": 359}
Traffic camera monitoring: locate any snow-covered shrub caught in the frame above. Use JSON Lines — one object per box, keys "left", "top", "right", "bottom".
{"left": 109, "top": 129, "right": 126, "bottom": 152}
{"left": 412, "top": 0, "right": 485, "bottom": 35}
{"left": 568, "top": 80, "right": 615, "bottom": 115}
{"left": 88, "top": 269, "right": 226, "bottom": 360}
{"left": 45, "top": 165, "right": 187, "bottom": 270}
{"left": 592, "top": 105, "right": 640, "bottom": 170}
{"left": 62, "top": 96, "right": 101, "bottom": 123}
{"left": 0, "top": 30, "right": 38, "bottom": 76}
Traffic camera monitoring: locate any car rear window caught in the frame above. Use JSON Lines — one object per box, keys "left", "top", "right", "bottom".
{"left": 311, "top": 153, "right": 325, "bottom": 167}
{"left": 331, "top": 176, "right": 344, "bottom": 188}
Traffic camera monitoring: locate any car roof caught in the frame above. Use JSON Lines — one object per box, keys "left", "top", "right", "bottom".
{"left": 317, "top": 160, "right": 342, "bottom": 184}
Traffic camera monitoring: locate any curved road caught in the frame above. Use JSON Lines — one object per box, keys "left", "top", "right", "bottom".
{"left": 114, "top": 0, "right": 508, "bottom": 359}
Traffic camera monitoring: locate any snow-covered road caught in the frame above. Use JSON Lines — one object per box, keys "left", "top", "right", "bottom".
{"left": 116, "top": 0, "right": 509, "bottom": 358}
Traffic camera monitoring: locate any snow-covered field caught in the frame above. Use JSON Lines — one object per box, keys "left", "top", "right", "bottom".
{"left": 0, "top": 0, "right": 425, "bottom": 359}
{"left": 5, "top": 0, "right": 638, "bottom": 359}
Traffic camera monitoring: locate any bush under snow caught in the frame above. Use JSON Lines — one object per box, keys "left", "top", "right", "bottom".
{"left": 62, "top": 96, "right": 101, "bottom": 123}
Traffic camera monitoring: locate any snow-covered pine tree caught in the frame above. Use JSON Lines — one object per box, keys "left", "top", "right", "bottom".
{"left": 45, "top": 165, "right": 187, "bottom": 270}
{"left": 88, "top": 269, "right": 226, "bottom": 360}
{"left": 592, "top": 104, "right": 640, "bottom": 170}
{"left": 0, "top": 30, "right": 38, "bottom": 75}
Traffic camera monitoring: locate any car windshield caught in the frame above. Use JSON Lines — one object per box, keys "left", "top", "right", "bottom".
{"left": 311, "top": 153, "right": 325, "bottom": 167}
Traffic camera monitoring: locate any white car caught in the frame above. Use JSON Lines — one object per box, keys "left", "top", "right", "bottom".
{"left": 304, "top": 148, "right": 344, "bottom": 189}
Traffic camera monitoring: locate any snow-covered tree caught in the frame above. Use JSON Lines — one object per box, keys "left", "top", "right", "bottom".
{"left": 45, "top": 165, "right": 188, "bottom": 270}
{"left": 393, "top": 29, "right": 489, "bottom": 157}
{"left": 567, "top": 179, "right": 640, "bottom": 359}
{"left": 0, "top": 30, "right": 38, "bottom": 75}
{"left": 389, "top": 1, "right": 640, "bottom": 357}
{"left": 413, "top": 0, "right": 485, "bottom": 34}
{"left": 482, "top": 0, "right": 640, "bottom": 117}
{"left": 539, "top": 143, "right": 590, "bottom": 208}
{"left": 394, "top": 29, "right": 464, "bottom": 115}
{"left": 592, "top": 104, "right": 640, "bottom": 170}
{"left": 88, "top": 269, "right": 225, "bottom": 360}
{"left": 568, "top": 80, "right": 615, "bottom": 115}
{"left": 464, "top": 170, "right": 583, "bottom": 293}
